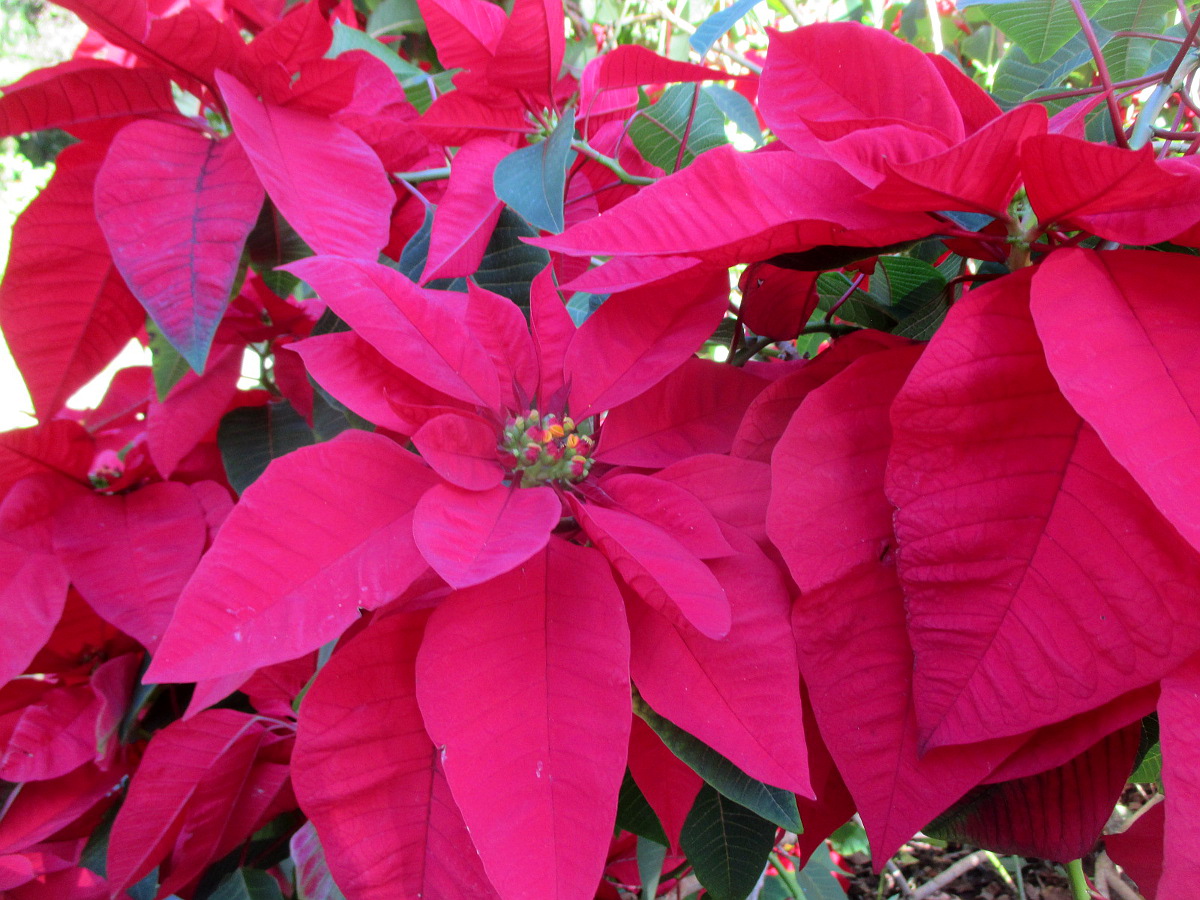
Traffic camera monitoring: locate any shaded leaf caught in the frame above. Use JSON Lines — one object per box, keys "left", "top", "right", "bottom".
{"left": 680, "top": 784, "right": 778, "bottom": 900}
{"left": 218, "top": 400, "right": 316, "bottom": 495}
{"left": 629, "top": 84, "right": 727, "bottom": 173}
{"left": 632, "top": 693, "right": 801, "bottom": 832}
{"left": 493, "top": 110, "right": 576, "bottom": 233}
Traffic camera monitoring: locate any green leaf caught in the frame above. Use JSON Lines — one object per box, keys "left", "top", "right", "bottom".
{"left": 218, "top": 400, "right": 316, "bottom": 494}
{"left": 993, "top": 28, "right": 1113, "bottom": 108}
{"left": 328, "top": 21, "right": 426, "bottom": 77}
{"left": 206, "top": 869, "right": 285, "bottom": 900}
{"left": 795, "top": 851, "right": 850, "bottom": 900}
{"left": 367, "top": 0, "right": 426, "bottom": 35}
{"left": 981, "top": 0, "right": 1108, "bottom": 63}
{"left": 566, "top": 290, "right": 607, "bottom": 325}
{"left": 149, "top": 320, "right": 190, "bottom": 401}
{"left": 680, "top": 785, "right": 778, "bottom": 900}
{"left": 396, "top": 207, "right": 550, "bottom": 308}
{"left": 816, "top": 272, "right": 895, "bottom": 331}
{"left": 1131, "top": 713, "right": 1162, "bottom": 782}
{"left": 638, "top": 836, "right": 669, "bottom": 899}
{"left": 401, "top": 70, "right": 460, "bottom": 114}
{"left": 493, "top": 111, "right": 576, "bottom": 233}
{"left": 634, "top": 694, "right": 802, "bottom": 832}
{"left": 1094, "top": 0, "right": 1175, "bottom": 79}
{"left": 310, "top": 390, "right": 371, "bottom": 441}
{"left": 689, "top": 0, "right": 767, "bottom": 55}
{"left": 630, "top": 83, "right": 728, "bottom": 173}
{"left": 703, "top": 84, "right": 764, "bottom": 146}
{"left": 617, "top": 769, "right": 670, "bottom": 846}
{"left": 128, "top": 871, "right": 161, "bottom": 900}
{"left": 469, "top": 208, "right": 552, "bottom": 306}
{"left": 876, "top": 256, "right": 945, "bottom": 314}
{"left": 245, "top": 201, "right": 312, "bottom": 298}
{"left": 828, "top": 819, "right": 869, "bottom": 857}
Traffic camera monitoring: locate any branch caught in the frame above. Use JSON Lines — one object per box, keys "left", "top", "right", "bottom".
{"left": 570, "top": 140, "right": 657, "bottom": 185}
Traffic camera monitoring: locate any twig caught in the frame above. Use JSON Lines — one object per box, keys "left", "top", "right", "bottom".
{"left": 911, "top": 850, "right": 989, "bottom": 900}
{"left": 640, "top": 0, "right": 763, "bottom": 73}
{"left": 886, "top": 859, "right": 913, "bottom": 897}
{"left": 1093, "top": 852, "right": 1143, "bottom": 900}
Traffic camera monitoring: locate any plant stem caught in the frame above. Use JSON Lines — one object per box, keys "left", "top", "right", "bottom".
{"left": 1065, "top": 859, "right": 1092, "bottom": 900}
{"left": 393, "top": 166, "right": 452, "bottom": 183}
{"left": 1069, "top": 0, "right": 1130, "bottom": 147}
{"left": 768, "top": 853, "right": 806, "bottom": 899}
{"left": 570, "top": 140, "right": 657, "bottom": 185}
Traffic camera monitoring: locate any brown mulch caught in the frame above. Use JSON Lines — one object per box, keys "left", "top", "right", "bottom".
{"left": 841, "top": 843, "right": 1073, "bottom": 900}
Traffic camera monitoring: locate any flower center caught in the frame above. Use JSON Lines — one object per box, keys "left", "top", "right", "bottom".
{"left": 500, "top": 409, "right": 595, "bottom": 488}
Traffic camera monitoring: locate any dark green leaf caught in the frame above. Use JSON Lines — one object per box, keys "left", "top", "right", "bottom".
{"left": 689, "top": 0, "right": 766, "bottom": 55}
{"left": 680, "top": 785, "right": 778, "bottom": 900}
{"left": 119, "top": 656, "right": 159, "bottom": 743}
{"left": 128, "top": 870, "right": 160, "bottom": 900}
{"left": 980, "top": 0, "right": 1108, "bottom": 62}
{"left": 366, "top": 0, "right": 426, "bottom": 35}
{"left": 80, "top": 805, "right": 119, "bottom": 877}
{"left": 149, "top": 320, "right": 191, "bottom": 402}
{"left": 634, "top": 694, "right": 801, "bottom": 831}
{"left": 218, "top": 400, "right": 316, "bottom": 494}
{"left": 617, "top": 769, "right": 670, "bottom": 846}
{"left": 395, "top": 208, "right": 549, "bottom": 308}
{"left": 876, "top": 256, "right": 945, "bottom": 314}
{"left": 470, "top": 208, "right": 551, "bottom": 306}
{"left": 245, "top": 201, "right": 312, "bottom": 298}
{"left": 630, "top": 83, "right": 727, "bottom": 173}
{"left": 206, "top": 869, "right": 285, "bottom": 900}
{"left": 1131, "top": 713, "right": 1161, "bottom": 782}
{"left": 815, "top": 272, "right": 895, "bottom": 331}
{"left": 703, "top": 84, "right": 764, "bottom": 146}
{"left": 494, "top": 111, "right": 576, "bottom": 233}
{"left": 310, "top": 390, "right": 371, "bottom": 441}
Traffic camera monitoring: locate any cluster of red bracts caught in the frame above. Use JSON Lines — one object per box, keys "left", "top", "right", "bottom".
{"left": 1, "top": 0, "right": 1198, "bottom": 897}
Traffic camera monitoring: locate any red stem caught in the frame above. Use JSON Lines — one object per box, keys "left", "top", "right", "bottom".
{"left": 673, "top": 84, "right": 702, "bottom": 174}
{"left": 1070, "top": 0, "right": 1130, "bottom": 147}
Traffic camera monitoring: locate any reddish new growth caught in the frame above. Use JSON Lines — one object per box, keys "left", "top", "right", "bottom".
{"left": 500, "top": 409, "right": 595, "bottom": 486}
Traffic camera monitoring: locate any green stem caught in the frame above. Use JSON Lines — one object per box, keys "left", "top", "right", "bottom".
{"left": 393, "top": 166, "right": 452, "bottom": 183}
{"left": 571, "top": 140, "right": 657, "bottom": 185}
{"left": 769, "top": 852, "right": 806, "bottom": 899}
{"left": 1065, "top": 859, "right": 1091, "bottom": 900}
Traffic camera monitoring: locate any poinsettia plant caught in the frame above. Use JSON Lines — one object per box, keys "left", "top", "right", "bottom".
{"left": 2, "top": 0, "right": 1199, "bottom": 896}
